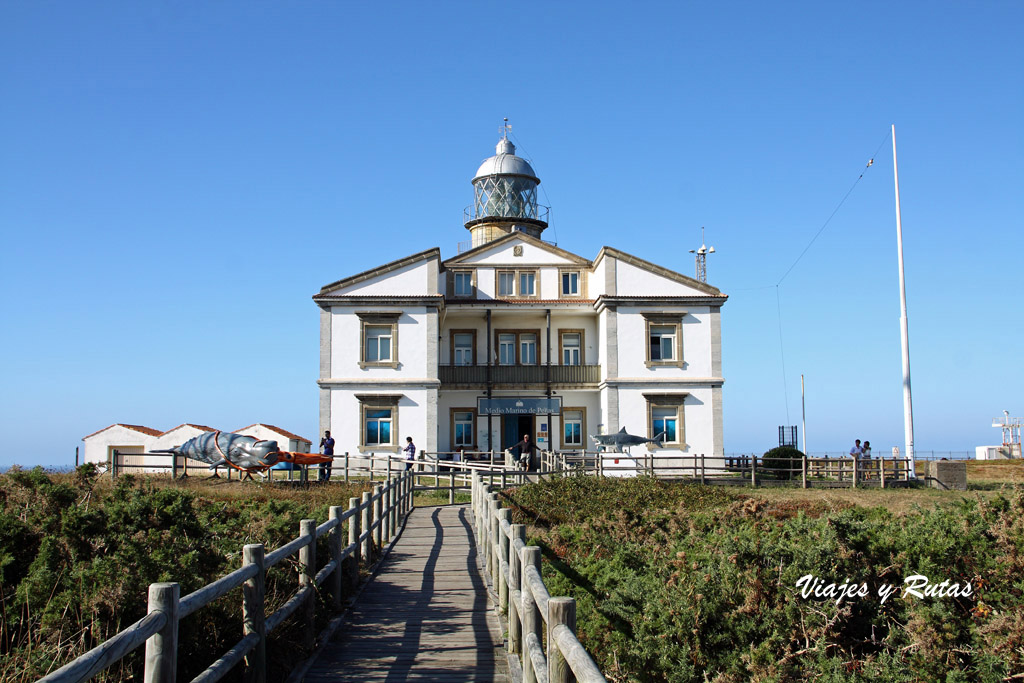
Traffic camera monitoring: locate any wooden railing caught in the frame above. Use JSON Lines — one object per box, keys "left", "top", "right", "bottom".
{"left": 438, "top": 364, "right": 601, "bottom": 386}
{"left": 38, "top": 471, "right": 414, "bottom": 683}
{"left": 473, "top": 473, "right": 607, "bottom": 683}
{"left": 537, "top": 451, "right": 913, "bottom": 488}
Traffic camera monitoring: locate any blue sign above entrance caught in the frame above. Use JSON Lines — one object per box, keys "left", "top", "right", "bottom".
{"left": 477, "top": 397, "right": 562, "bottom": 415}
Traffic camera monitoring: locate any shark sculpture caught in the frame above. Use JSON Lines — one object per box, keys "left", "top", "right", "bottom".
{"left": 590, "top": 427, "right": 666, "bottom": 453}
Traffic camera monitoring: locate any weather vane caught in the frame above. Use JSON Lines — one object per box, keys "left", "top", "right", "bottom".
{"left": 501, "top": 117, "right": 511, "bottom": 139}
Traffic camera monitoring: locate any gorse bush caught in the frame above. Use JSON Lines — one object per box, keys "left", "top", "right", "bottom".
{"left": 0, "top": 465, "right": 371, "bottom": 683}
{"left": 505, "top": 476, "right": 1024, "bottom": 682}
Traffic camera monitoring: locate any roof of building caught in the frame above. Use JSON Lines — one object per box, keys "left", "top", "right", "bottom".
{"left": 160, "top": 423, "right": 217, "bottom": 434}
{"left": 594, "top": 246, "right": 724, "bottom": 297}
{"left": 234, "top": 423, "right": 312, "bottom": 444}
{"left": 442, "top": 232, "right": 592, "bottom": 267}
{"left": 316, "top": 248, "right": 441, "bottom": 297}
{"left": 82, "top": 423, "right": 164, "bottom": 440}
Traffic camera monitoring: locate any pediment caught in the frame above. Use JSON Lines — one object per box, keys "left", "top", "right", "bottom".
{"left": 443, "top": 233, "right": 590, "bottom": 268}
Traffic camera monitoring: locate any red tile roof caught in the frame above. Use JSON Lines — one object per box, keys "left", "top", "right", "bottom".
{"left": 82, "top": 423, "right": 163, "bottom": 440}
{"left": 234, "top": 423, "right": 312, "bottom": 444}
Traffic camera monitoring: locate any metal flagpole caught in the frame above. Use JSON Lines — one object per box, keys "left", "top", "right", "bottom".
{"left": 801, "top": 374, "right": 807, "bottom": 454}
{"left": 892, "top": 124, "right": 916, "bottom": 478}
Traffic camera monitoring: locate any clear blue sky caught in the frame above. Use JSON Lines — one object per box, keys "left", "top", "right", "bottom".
{"left": 2, "top": 2, "right": 1021, "bottom": 468}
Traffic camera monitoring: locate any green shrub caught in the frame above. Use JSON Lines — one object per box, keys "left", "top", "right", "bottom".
{"left": 762, "top": 445, "right": 804, "bottom": 480}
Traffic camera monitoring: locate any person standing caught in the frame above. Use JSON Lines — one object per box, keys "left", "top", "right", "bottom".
{"left": 861, "top": 440, "right": 872, "bottom": 458}
{"left": 513, "top": 433, "right": 539, "bottom": 471}
{"left": 404, "top": 436, "right": 417, "bottom": 471}
{"left": 319, "top": 430, "right": 335, "bottom": 482}
{"left": 849, "top": 439, "right": 863, "bottom": 459}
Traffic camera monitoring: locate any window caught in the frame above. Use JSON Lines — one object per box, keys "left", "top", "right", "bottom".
{"left": 520, "top": 333, "right": 537, "bottom": 365}
{"left": 649, "top": 325, "right": 674, "bottom": 361}
{"left": 560, "top": 270, "right": 581, "bottom": 297}
{"left": 559, "top": 330, "right": 583, "bottom": 366}
{"left": 365, "top": 409, "right": 392, "bottom": 445}
{"left": 365, "top": 326, "right": 392, "bottom": 361}
{"left": 643, "top": 313, "right": 684, "bottom": 368}
{"left": 645, "top": 394, "right": 686, "bottom": 449}
{"left": 498, "top": 271, "right": 516, "bottom": 297}
{"left": 519, "top": 272, "right": 536, "bottom": 297}
{"left": 498, "top": 333, "right": 516, "bottom": 365}
{"left": 357, "top": 394, "right": 401, "bottom": 451}
{"left": 495, "top": 329, "right": 542, "bottom": 365}
{"left": 561, "top": 408, "right": 585, "bottom": 448}
{"left": 652, "top": 407, "right": 677, "bottom": 442}
{"left": 357, "top": 312, "right": 400, "bottom": 368}
{"left": 451, "top": 408, "right": 476, "bottom": 450}
{"left": 495, "top": 269, "right": 539, "bottom": 298}
{"left": 452, "top": 271, "right": 475, "bottom": 297}
{"left": 451, "top": 331, "right": 475, "bottom": 366}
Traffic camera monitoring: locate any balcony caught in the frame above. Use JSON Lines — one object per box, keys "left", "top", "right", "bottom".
{"left": 439, "top": 364, "right": 601, "bottom": 387}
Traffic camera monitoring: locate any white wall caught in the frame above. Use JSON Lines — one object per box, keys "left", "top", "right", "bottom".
{"left": 615, "top": 306, "right": 712, "bottom": 377}
{"left": 82, "top": 426, "right": 153, "bottom": 465}
{"left": 333, "top": 259, "right": 434, "bottom": 296}
{"left": 237, "top": 425, "right": 311, "bottom": 453}
{"left": 462, "top": 238, "right": 577, "bottom": 267}
{"left": 328, "top": 387, "right": 432, "bottom": 457}
{"left": 617, "top": 385, "right": 718, "bottom": 456}
{"left": 616, "top": 259, "right": 706, "bottom": 296}
{"left": 330, "top": 306, "right": 433, "bottom": 378}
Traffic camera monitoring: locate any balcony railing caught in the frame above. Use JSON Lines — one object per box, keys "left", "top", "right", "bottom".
{"left": 439, "top": 364, "right": 601, "bottom": 386}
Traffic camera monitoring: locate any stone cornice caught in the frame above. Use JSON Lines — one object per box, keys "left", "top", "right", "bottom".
{"left": 594, "top": 295, "right": 727, "bottom": 313}
{"left": 314, "top": 295, "right": 445, "bottom": 309}
{"left": 600, "top": 377, "right": 725, "bottom": 387}
{"left": 318, "top": 378, "right": 443, "bottom": 388}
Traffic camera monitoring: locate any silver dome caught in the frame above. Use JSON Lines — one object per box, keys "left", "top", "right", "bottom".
{"left": 473, "top": 139, "right": 540, "bottom": 183}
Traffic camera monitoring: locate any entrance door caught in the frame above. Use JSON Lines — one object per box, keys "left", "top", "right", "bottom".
{"left": 502, "top": 415, "right": 534, "bottom": 452}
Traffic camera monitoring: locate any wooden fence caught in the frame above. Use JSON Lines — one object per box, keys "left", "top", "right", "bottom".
{"left": 473, "top": 472, "right": 607, "bottom": 683}
{"left": 37, "top": 471, "right": 414, "bottom": 683}
{"left": 536, "top": 451, "right": 913, "bottom": 488}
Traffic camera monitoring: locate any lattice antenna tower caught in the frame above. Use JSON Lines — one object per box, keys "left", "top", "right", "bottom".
{"left": 993, "top": 410, "right": 1023, "bottom": 458}
{"left": 689, "top": 226, "right": 715, "bottom": 283}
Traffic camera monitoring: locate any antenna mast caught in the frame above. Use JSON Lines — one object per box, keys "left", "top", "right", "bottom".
{"left": 689, "top": 226, "right": 715, "bottom": 283}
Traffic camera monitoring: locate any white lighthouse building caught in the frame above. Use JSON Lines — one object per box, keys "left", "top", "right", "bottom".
{"left": 314, "top": 131, "right": 727, "bottom": 465}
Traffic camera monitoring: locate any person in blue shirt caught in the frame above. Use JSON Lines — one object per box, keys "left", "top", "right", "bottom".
{"left": 319, "top": 431, "right": 335, "bottom": 481}
{"left": 404, "top": 436, "right": 416, "bottom": 471}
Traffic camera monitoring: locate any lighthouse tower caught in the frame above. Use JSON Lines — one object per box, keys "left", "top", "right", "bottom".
{"left": 463, "top": 122, "right": 549, "bottom": 249}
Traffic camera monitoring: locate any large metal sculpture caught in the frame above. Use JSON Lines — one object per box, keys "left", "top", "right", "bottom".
{"left": 152, "top": 430, "right": 331, "bottom": 475}
{"left": 590, "top": 427, "right": 665, "bottom": 453}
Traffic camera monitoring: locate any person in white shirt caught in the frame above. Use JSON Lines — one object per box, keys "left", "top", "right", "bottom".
{"left": 849, "top": 439, "right": 863, "bottom": 458}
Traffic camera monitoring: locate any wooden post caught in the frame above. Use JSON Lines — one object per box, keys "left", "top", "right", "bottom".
{"left": 390, "top": 478, "right": 398, "bottom": 536}
{"left": 299, "top": 519, "right": 316, "bottom": 649}
{"left": 880, "top": 458, "right": 886, "bottom": 489}
{"left": 548, "top": 597, "right": 576, "bottom": 683}
{"left": 349, "top": 497, "right": 361, "bottom": 569}
{"left": 372, "top": 485, "right": 383, "bottom": 554}
{"left": 751, "top": 455, "right": 757, "bottom": 487}
{"left": 801, "top": 455, "right": 808, "bottom": 489}
{"left": 509, "top": 523, "right": 526, "bottom": 654}
{"left": 328, "top": 507, "right": 343, "bottom": 609}
{"left": 700, "top": 453, "right": 706, "bottom": 485}
{"left": 449, "top": 468, "right": 456, "bottom": 504}
{"left": 382, "top": 482, "right": 391, "bottom": 542}
{"left": 497, "top": 509, "right": 511, "bottom": 613}
{"left": 143, "top": 582, "right": 179, "bottom": 683}
{"left": 171, "top": 451, "right": 178, "bottom": 480}
{"left": 111, "top": 449, "right": 118, "bottom": 479}
{"left": 521, "top": 546, "right": 542, "bottom": 682}
{"left": 490, "top": 497, "right": 501, "bottom": 587}
{"left": 241, "top": 545, "right": 265, "bottom": 683}
{"left": 344, "top": 452, "right": 350, "bottom": 484}
{"left": 361, "top": 491, "right": 372, "bottom": 561}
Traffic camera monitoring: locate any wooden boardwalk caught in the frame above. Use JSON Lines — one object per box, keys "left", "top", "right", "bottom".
{"left": 304, "top": 504, "right": 510, "bottom": 682}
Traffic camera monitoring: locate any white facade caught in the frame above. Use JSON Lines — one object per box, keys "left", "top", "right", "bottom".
{"left": 314, "top": 137, "right": 727, "bottom": 468}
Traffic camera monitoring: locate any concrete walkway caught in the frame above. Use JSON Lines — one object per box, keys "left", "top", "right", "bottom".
{"left": 304, "top": 504, "right": 510, "bottom": 682}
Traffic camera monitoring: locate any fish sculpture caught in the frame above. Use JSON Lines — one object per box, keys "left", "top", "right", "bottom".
{"left": 152, "top": 430, "right": 281, "bottom": 472}
{"left": 590, "top": 427, "right": 666, "bottom": 453}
